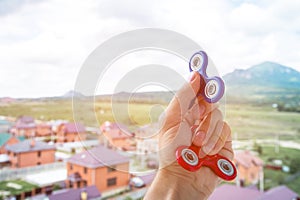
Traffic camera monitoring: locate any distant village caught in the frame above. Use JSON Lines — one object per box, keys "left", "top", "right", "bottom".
{"left": 0, "top": 115, "right": 299, "bottom": 200}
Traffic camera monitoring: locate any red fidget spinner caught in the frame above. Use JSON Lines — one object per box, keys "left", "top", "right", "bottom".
{"left": 175, "top": 50, "right": 237, "bottom": 181}
{"left": 176, "top": 144, "right": 236, "bottom": 181}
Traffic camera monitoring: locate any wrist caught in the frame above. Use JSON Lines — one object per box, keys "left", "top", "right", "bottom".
{"left": 144, "top": 164, "right": 216, "bottom": 200}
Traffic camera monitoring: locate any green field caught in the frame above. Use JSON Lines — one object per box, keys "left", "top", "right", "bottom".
{"left": 1, "top": 99, "right": 299, "bottom": 141}
{"left": 258, "top": 146, "right": 300, "bottom": 194}
{"left": 225, "top": 103, "right": 300, "bottom": 141}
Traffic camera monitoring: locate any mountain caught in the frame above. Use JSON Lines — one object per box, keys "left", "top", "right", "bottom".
{"left": 58, "top": 62, "right": 300, "bottom": 104}
{"left": 223, "top": 62, "right": 300, "bottom": 103}
{"left": 62, "top": 90, "right": 85, "bottom": 98}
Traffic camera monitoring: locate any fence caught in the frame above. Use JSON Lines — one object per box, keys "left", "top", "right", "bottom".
{"left": 0, "top": 162, "right": 66, "bottom": 181}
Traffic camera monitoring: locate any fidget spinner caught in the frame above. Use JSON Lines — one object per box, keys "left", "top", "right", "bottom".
{"left": 189, "top": 51, "right": 224, "bottom": 103}
{"left": 175, "top": 51, "right": 237, "bottom": 181}
{"left": 176, "top": 143, "right": 236, "bottom": 181}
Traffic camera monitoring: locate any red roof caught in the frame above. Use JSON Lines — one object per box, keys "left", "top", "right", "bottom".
{"left": 234, "top": 151, "right": 263, "bottom": 169}
{"left": 64, "top": 122, "right": 85, "bottom": 133}
{"left": 68, "top": 145, "right": 130, "bottom": 168}
{"left": 208, "top": 184, "right": 263, "bottom": 200}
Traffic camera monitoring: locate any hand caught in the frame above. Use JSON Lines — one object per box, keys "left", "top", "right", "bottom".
{"left": 144, "top": 72, "right": 233, "bottom": 200}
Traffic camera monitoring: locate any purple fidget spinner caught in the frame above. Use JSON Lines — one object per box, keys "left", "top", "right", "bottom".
{"left": 189, "top": 51, "right": 225, "bottom": 103}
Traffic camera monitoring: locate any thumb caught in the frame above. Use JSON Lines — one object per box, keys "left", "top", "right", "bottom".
{"left": 163, "top": 72, "right": 201, "bottom": 126}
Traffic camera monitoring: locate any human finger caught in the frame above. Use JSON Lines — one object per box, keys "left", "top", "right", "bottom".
{"left": 204, "top": 122, "right": 231, "bottom": 155}
{"left": 161, "top": 72, "right": 201, "bottom": 131}
{"left": 192, "top": 109, "right": 223, "bottom": 147}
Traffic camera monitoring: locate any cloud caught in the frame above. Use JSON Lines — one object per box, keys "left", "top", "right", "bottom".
{"left": 0, "top": 0, "right": 300, "bottom": 97}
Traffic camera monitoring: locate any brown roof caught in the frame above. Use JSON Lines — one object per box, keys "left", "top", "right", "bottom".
{"left": 6, "top": 139, "right": 55, "bottom": 153}
{"left": 68, "top": 145, "right": 129, "bottom": 168}
{"left": 234, "top": 151, "right": 263, "bottom": 169}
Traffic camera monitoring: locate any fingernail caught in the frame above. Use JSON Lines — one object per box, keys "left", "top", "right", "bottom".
{"left": 189, "top": 72, "right": 197, "bottom": 83}
{"left": 199, "top": 105, "right": 205, "bottom": 116}
{"left": 203, "top": 143, "right": 214, "bottom": 154}
{"left": 193, "top": 131, "right": 206, "bottom": 146}
{"left": 199, "top": 148, "right": 206, "bottom": 158}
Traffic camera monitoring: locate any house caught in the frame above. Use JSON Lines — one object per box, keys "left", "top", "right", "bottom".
{"left": 36, "top": 123, "right": 52, "bottom": 137}
{"left": 56, "top": 122, "right": 86, "bottom": 143}
{"left": 100, "top": 121, "right": 135, "bottom": 150}
{"left": 234, "top": 150, "right": 264, "bottom": 186}
{"left": 11, "top": 116, "right": 36, "bottom": 138}
{"left": 67, "top": 145, "right": 130, "bottom": 195}
{"left": 6, "top": 139, "right": 56, "bottom": 168}
{"left": 0, "top": 133, "right": 24, "bottom": 154}
{"left": 135, "top": 123, "right": 159, "bottom": 155}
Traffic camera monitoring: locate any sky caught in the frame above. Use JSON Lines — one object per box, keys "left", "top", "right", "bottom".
{"left": 0, "top": 0, "right": 300, "bottom": 98}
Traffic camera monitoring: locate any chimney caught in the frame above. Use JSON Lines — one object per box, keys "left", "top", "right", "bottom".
{"left": 80, "top": 190, "right": 87, "bottom": 200}
{"left": 30, "top": 139, "right": 35, "bottom": 148}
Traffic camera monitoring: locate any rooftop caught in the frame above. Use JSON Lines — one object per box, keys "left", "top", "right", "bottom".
{"left": 48, "top": 185, "right": 101, "bottom": 200}
{"left": 68, "top": 145, "right": 129, "bottom": 168}
{"left": 257, "top": 185, "right": 298, "bottom": 200}
{"left": 17, "top": 116, "right": 34, "bottom": 124}
{"left": 15, "top": 116, "right": 36, "bottom": 129}
{"left": 208, "top": 184, "right": 263, "bottom": 200}
{"left": 0, "top": 133, "right": 24, "bottom": 147}
{"left": 234, "top": 150, "right": 264, "bottom": 168}
{"left": 63, "top": 122, "right": 85, "bottom": 133}
{"left": 24, "top": 168, "right": 67, "bottom": 187}
{"left": 101, "top": 121, "right": 133, "bottom": 139}
{"left": 208, "top": 184, "right": 299, "bottom": 200}
{"left": 6, "top": 139, "right": 56, "bottom": 153}
{"left": 0, "top": 133, "right": 12, "bottom": 147}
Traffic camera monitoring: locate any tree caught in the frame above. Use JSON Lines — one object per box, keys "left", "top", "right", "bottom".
{"left": 290, "top": 158, "right": 300, "bottom": 174}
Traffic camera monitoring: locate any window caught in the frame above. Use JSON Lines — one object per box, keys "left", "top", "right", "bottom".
{"left": 107, "top": 166, "right": 116, "bottom": 173}
{"left": 37, "top": 151, "right": 41, "bottom": 157}
{"left": 84, "top": 167, "right": 87, "bottom": 174}
{"left": 107, "top": 177, "right": 117, "bottom": 187}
